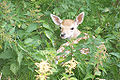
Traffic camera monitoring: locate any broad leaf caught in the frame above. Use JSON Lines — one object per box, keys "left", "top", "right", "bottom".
{"left": 24, "top": 38, "right": 33, "bottom": 44}
{"left": 44, "top": 31, "right": 55, "bottom": 46}
{"left": 10, "top": 63, "right": 19, "bottom": 75}
{"left": 17, "top": 52, "right": 23, "bottom": 66}
{"left": 2, "top": 66, "right": 11, "bottom": 76}
{"left": 0, "top": 49, "right": 14, "bottom": 59}
{"left": 109, "top": 52, "right": 120, "bottom": 58}
{"left": 43, "top": 23, "right": 53, "bottom": 32}
{"left": 26, "top": 23, "right": 37, "bottom": 32}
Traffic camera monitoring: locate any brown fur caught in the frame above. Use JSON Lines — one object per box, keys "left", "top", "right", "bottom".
{"left": 78, "top": 14, "right": 83, "bottom": 23}
{"left": 61, "top": 19, "right": 74, "bottom": 26}
{"left": 53, "top": 16, "right": 61, "bottom": 25}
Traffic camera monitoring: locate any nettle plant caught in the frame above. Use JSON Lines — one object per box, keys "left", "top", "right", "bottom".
{"left": 49, "top": 12, "right": 108, "bottom": 79}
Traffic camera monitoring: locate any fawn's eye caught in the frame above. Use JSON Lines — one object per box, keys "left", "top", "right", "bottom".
{"left": 59, "top": 27, "right": 61, "bottom": 29}
{"left": 71, "top": 27, "right": 74, "bottom": 30}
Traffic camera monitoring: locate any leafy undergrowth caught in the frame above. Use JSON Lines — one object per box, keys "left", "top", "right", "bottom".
{"left": 0, "top": 0, "right": 120, "bottom": 80}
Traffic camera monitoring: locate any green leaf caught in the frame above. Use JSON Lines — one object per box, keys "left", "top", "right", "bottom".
{"left": 44, "top": 31, "right": 52, "bottom": 39}
{"left": 24, "top": 11, "right": 31, "bottom": 16}
{"left": 26, "top": 23, "right": 37, "bottom": 32}
{"left": 1, "top": 22, "right": 7, "bottom": 28}
{"left": 53, "top": 8, "right": 59, "bottom": 15}
{"left": 70, "top": 77, "right": 77, "bottom": 80}
{"left": 2, "top": 66, "right": 11, "bottom": 76}
{"left": 83, "top": 73, "right": 94, "bottom": 80}
{"left": 95, "top": 27, "right": 103, "bottom": 34}
{"left": 17, "top": 52, "right": 23, "bottom": 66}
{"left": 61, "top": 4, "right": 68, "bottom": 9}
{"left": 17, "top": 30, "right": 25, "bottom": 38}
{"left": 21, "top": 24, "right": 27, "bottom": 29}
{"left": 95, "top": 70, "right": 101, "bottom": 76}
{"left": 24, "top": 38, "right": 33, "bottom": 44}
{"left": 117, "top": 63, "right": 120, "bottom": 67}
{"left": 63, "top": 56, "right": 72, "bottom": 63}
{"left": 109, "top": 52, "right": 120, "bottom": 58}
{"left": 9, "top": 27, "right": 15, "bottom": 34}
{"left": 98, "top": 66, "right": 107, "bottom": 74}
{"left": 0, "top": 49, "right": 14, "bottom": 59}
{"left": 10, "top": 63, "right": 19, "bottom": 75}
{"left": 43, "top": 23, "right": 53, "bottom": 32}
{"left": 115, "top": 22, "right": 120, "bottom": 29}
{"left": 44, "top": 31, "right": 55, "bottom": 46}
{"left": 103, "top": 8, "right": 110, "bottom": 12}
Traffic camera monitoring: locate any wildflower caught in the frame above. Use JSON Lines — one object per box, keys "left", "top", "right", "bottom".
{"left": 35, "top": 60, "right": 53, "bottom": 80}
{"left": 80, "top": 48, "right": 89, "bottom": 54}
{"left": 62, "top": 58, "right": 78, "bottom": 74}
{"left": 57, "top": 47, "right": 65, "bottom": 53}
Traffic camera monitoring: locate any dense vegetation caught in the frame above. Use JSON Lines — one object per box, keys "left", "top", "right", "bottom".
{"left": 0, "top": 0, "right": 120, "bottom": 80}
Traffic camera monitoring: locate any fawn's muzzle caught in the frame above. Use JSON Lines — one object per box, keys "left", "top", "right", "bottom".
{"left": 60, "top": 33, "right": 65, "bottom": 37}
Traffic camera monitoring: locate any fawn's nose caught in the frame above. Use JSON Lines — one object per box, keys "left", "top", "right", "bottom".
{"left": 60, "top": 33, "right": 65, "bottom": 37}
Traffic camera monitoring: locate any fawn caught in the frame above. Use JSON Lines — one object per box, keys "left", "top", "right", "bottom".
{"left": 50, "top": 12, "right": 84, "bottom": 39}
{"left": 50, "top": 12, "right": 107, "bottom": 59}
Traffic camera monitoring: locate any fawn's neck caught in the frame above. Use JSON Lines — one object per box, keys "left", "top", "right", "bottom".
{"left": 72, "top": 29, "right": 81, "bottom": 39}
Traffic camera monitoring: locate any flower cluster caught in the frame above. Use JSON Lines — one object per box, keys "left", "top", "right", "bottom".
{"left": 62, "top": 58, "right": 78, "bottom": 74}
{"left": 80, "top": 48, "right": 90, "bottom": 54}
{"left": 35, "top": 60, "right": 53, "bottom": 80}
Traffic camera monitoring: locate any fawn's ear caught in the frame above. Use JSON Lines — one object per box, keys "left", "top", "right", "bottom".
{"left": 75, "top": 12, "right": 85, "bottom": 25}
{"left": 50, "top": 14, "right": 62, "bottom": 25}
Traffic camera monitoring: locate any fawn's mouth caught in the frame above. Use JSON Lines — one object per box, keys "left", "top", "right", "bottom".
{"left": 61, "top": 35, "right": 72, "bottom": 39}
{"left": 61, "top": 36, "right": 66, "bottom": 39}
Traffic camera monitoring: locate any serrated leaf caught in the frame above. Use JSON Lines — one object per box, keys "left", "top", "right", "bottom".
{"left": 2, "top": 66, "right": 11, "bottom": 76}
{"left": 0, "top": 49, "right": 14, "bottom": 59}
{"left": 10, "top": 63, "right": 19, "bottom": 75}
{"left": 26, "top": 23, "right": 37, "bottom": 32}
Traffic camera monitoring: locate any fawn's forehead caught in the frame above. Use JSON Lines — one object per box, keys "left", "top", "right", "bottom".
{"left": 61, "top": 19, "right": 75, "bottom": 28}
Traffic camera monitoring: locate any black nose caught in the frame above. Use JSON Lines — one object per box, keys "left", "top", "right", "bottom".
{"left": 61, "top": 33, "right": 65, "bottom": 37}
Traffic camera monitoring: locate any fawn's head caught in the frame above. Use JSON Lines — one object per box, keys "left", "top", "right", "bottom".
{"left": 50, "top": 12, "right": 84, "bottom": 39}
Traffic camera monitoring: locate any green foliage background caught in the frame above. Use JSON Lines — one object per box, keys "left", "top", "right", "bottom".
{"left": 0, "top": 0, "right": 120, "bottom": 80}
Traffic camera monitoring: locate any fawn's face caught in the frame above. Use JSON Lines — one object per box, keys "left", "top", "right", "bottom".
{"left": 50, "top": 12, "right": 84, "bottom": 39}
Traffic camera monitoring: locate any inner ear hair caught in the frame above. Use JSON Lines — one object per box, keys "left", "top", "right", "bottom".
{"left": 50, "top": 14, "right": 62, "bottom": 25}
{"left": 76, "top": 12, "right": 85, "bottom": 25}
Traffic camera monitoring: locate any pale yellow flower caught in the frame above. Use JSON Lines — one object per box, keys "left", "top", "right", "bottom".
{"left": 62, "top": 58, "right": 78, "bottom": 74}
{"left": 35, "top": 60, "right": 53, "bottom": 80}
